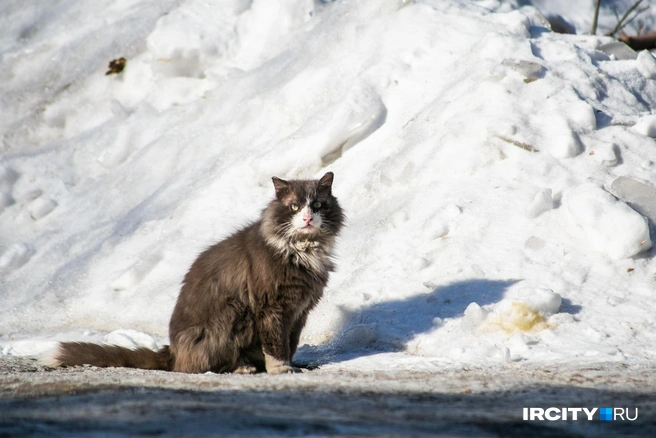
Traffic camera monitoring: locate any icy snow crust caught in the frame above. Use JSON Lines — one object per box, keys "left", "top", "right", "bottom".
{"left": 2, "top": 0, "right": 656, "bottom": 371}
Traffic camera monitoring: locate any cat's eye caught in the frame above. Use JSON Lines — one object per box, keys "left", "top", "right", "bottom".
{"left": 290, "top": 204, "right": 299, "bottom": 211}
{"left": 312, "top": 201, "right": 322, "bottom": 209}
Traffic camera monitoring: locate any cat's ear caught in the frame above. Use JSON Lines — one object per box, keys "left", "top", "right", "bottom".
{"left": 317, "top": 172, "right": 334, "bottom": 197}
{"left": 272, "top": 177, "right": 290, "bottom": 199}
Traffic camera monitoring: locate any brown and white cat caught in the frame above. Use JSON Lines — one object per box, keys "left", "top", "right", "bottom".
{"left": 47, "top": 172, "right": 344, "bottom": 374}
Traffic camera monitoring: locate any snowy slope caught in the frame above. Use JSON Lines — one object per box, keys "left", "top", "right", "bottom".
{"left": 2, "top": 0, "right": 656, "bottom": 370}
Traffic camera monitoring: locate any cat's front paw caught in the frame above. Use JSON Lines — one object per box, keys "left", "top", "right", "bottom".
{"left": 267, "top": 365, "right": 302, "bottom": 375}
{"left": 264, "top": 353, "right": 302, "bottom": 375}
{"left": 233, "top": 364, "right": 258, "bottom": 374}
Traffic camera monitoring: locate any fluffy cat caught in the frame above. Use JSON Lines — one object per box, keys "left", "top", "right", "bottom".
{"left": 47, "top": 172, "right": 344, "bottom": 374}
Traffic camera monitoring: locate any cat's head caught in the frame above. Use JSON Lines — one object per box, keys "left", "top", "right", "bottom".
{"left": 262, "top": 172, "right": 344, "bottom": 251}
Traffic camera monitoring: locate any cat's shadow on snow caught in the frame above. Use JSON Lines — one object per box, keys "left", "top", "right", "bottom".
{"left": 296, "top": 279, "right": 575, "bottom": 368}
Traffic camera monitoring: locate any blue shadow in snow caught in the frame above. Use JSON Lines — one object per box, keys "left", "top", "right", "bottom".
{"left": 296, "top": 279, "right": 521, "bottom": 367}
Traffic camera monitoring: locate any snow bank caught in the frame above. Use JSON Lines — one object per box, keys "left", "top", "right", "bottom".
{"left": 2, "top": 0, "right": 656, "bottom": 369}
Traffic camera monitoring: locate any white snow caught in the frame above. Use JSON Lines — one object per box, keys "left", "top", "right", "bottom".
{"left": 525, "top": 188, "right": 553, "bottom": 219}
{"left": 0, "top": 243, "right": 35, "bottom": 274}
{"left": 2, "top": 0, "right": 656, "bottom": 372}
{"left": 104, "top": 329, "right": 160, "bottom": 351}
{"left": 637, "top": 49, "right": 656, "bottom": 80}
{"left": 633, "top": 114, "right": 656, "bottom": 137}
{"left": 566, "top": 183, "right": 652, "bottom": 260}
{"left": 610, "top": 175, "right": 656, "bottom": 223}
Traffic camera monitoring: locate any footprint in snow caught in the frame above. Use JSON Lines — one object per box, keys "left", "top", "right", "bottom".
{"left": 111, "top": 251, "right": 164, "bottom": 291}
{"left": 28, "top": 197, "right": 58, "bottom": 220}
{"left": 320, "top": 83, "right": 388, "bottom": 166}
{"left": 0, "top": 167, "right": 18, "bottom": 214}
{"left": 0, "top": 243, "right": 36, "bottom": 274}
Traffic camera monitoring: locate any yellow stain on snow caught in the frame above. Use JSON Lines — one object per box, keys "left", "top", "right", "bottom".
{"left": 488, "top": 302, "right": 548, "bottom": 334}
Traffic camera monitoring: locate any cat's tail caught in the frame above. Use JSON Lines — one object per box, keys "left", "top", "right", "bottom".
{"left": 43, "top": 342, "right": 173, "bottom": 371}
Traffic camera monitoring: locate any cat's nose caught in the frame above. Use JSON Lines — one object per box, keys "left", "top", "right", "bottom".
{"left": 303, "top": 213, "right": 313, "bottom": 224}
